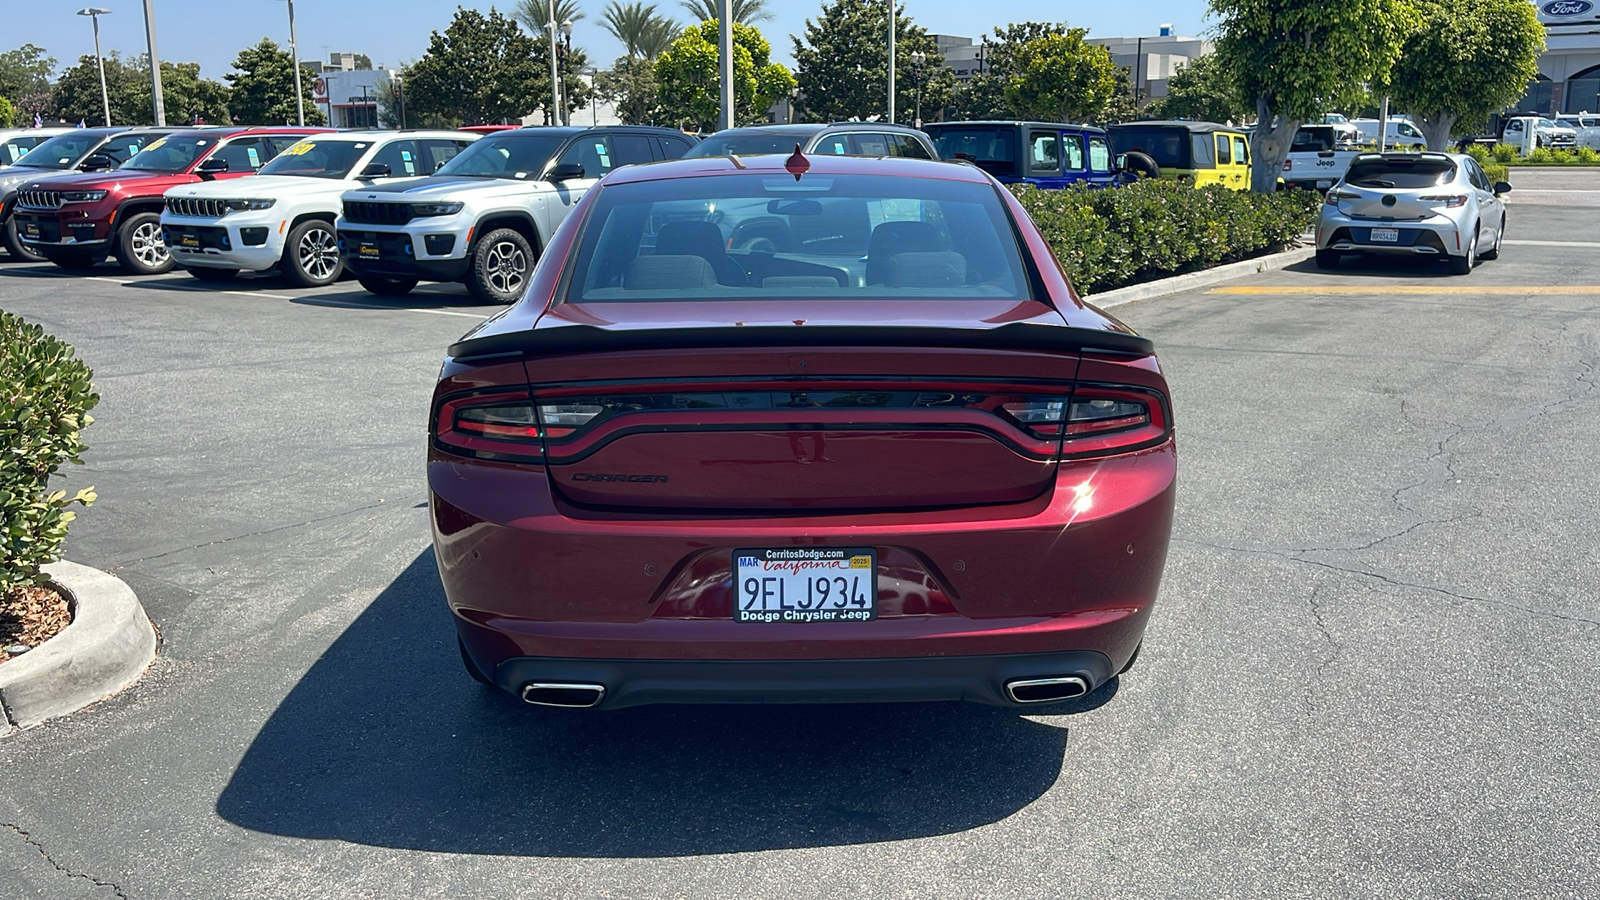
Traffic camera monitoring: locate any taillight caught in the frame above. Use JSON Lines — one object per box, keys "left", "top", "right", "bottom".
{"left": 1419, "top": 194, "right": 1468, "bottom": 208}
{"left": 434, "top": 390, "right": 543, "bottom": 459}
{"left": 1059, "top": 388, "right": 1169, "bottom": 458}
{"left": 1282, "top": 160, "right": 1292, "bottom": 172}
{"left": 1324, "top": 190, "right": 1357, "bottom": 206}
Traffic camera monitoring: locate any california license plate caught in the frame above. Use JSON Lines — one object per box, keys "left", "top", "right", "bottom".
{"left": 21, "top": 222, "right": 39, "bottom": 239}
{"left": 1370, "top": 227, "right": 1400, "bottom": 243}
{"left": 734, "top": 547, "right": 877, "bottom": 623}
{"left": 180, "top": 233, "right": 200, "bottom": 248}
{"left": 358, "top": 241, "right": 380, "bottom": 259}
{"left": 1316, "top": 179, "right": 1332, "bottom": 189}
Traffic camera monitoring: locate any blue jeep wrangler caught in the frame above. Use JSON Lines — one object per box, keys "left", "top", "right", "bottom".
{"left": 923, "top": 121, "right": 1148, "bottom": 188}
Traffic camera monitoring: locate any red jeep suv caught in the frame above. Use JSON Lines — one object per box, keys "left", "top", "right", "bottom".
{"left": 14, "top": 127, "right": 330, "bottom": 274}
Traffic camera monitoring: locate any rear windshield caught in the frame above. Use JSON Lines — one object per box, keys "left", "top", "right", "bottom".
{"left": 1292, "top": 127, "right": 1335, "bottom": 153}
{"left": 1345, "top": 158, "right": 1455, "bottom": 189}
{"left": 257, "top": 139, "right": 369, "bottom": 178}
{"left": 0, "top": 134, "right": 51, "bottom": 166}
{"left": 1107, "top": 128, "right": 1191, "bottom": 170}
{"left": 926, "top": 127, "right": 1016, "bottom": 177}
{"left": 122, "top": 135, "right": 219, "bottom": 173}
{"left": 566, "top": 171, "right": 1029, "bottom": 302}
{"left": 434, "top": 134, "right": 566, "bottom": 180}
{"left": 687, "top": 132, "right": 807, "bottom": 157}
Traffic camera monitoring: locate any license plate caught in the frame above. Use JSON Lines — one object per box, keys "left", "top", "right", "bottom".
{"left": 21, "top": 222, "right": 39, "bottom": 239}
{"left": 180, "top": 234, "right": 200, "bottom": 248}
{"left": 358, "top": 241, "right": 380, "bottom": 259}
{"left": 1316, "top": 179, "right": 1332, "bottom": 189}
{"left": 734, "top": 548, "right": 876, "bottom": 623}
{"left": 1370, "top": 227, "right": 1400, "bottom": 243}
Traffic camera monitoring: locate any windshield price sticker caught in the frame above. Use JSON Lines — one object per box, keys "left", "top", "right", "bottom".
{"left": 734, "top": 548, "right": 876, "bottom": 623}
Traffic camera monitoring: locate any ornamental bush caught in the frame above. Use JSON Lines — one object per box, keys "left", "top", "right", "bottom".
{"left": 1, "top": 312, "right": 98, "bottom": 597}
{"left": 1009, "top": 180, "right": 1319, "bottom": 295}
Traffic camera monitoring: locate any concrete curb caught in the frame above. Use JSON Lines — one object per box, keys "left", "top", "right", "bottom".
{"left": 1084, "top": 245, "right": 1317, "bottom": 310}
{"left": 0, "top": 561, "right": 156, "bottom": 735}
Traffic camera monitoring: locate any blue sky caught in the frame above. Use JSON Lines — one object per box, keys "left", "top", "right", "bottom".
{"left": 15, "top": 1, "right": 1215, "bottom": 80}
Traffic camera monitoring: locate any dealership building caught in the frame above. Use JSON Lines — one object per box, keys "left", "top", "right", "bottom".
{"left": 1526, "top": 0, "right": 1600, "bottom": 113}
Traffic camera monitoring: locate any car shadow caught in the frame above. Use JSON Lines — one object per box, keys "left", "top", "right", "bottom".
{"left": 216, "top": 549, "right": 1101, "bottom": 857}
{"left": 1282, "top": 255, "right": 1459, "bottom": 278}
{"left": 288, "top": 287, "right": 496, "bottom": 312}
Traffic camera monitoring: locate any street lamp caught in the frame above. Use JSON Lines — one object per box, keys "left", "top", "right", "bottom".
{"left": 274, "top": 0, "right": 305, "bottom": 125}
{"left": 910, "top": 51, "right": 925, "bottom": 128}
{"left": 558, "top": 20, "right": 573, "bottom": 126}
{"left": 886, "top": 0, "right": 895, "bottom": 124}
{"left": 76, "top": 8, "right": 113, "bottom": 127}
{"left": 788, "top": 86, "right": 798, "bottom": 125}
{"left": 545, "top": 0, "right": 560, "bottom": 126}
{"left": 583, "top": 66, "right": 599, "bottom": 126}
{"left": 976, "top": 37, "right": 987, "bottom": 77}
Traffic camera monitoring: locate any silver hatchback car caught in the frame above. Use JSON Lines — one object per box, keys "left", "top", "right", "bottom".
{"left": 1316, "top": 152, "right": 1511, "bottom": 275}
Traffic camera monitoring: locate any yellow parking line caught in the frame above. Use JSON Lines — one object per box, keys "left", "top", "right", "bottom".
{"left": 1206, "top": 285, "right": 1600, "bottom": 295}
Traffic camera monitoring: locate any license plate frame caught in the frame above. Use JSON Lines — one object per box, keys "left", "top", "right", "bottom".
{"left": 733, "top": 547, "right": 877, "bottom": 623}
{"left": 1370, "top": 227, "right": 1400, "bottom": 243}
{"left": 1316, "top": 179, "right": 1332, "bottom": 190}
{"left": 358, "top": 241, "right": 381, "bottom": 260}
{"left": 179, "top": 233, "right": 200, "bottom": 248}
{"left": 21, "top": 222, "right": 39, "bottom": 240}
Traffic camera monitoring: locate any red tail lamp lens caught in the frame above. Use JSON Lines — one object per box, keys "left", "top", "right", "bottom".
{"left": 1060, "top": 390, "right": 1167, "bottom": 457}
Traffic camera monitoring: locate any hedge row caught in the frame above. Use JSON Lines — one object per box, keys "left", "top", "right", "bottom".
{"left": 1, "top": 312, "right": 98, "bottom": 597}
{"left": 1467, "top": 143, "right": 1594, "bottom": 177}
{"left": 1010, "top": 180, "right": 1320, "bottom": 296}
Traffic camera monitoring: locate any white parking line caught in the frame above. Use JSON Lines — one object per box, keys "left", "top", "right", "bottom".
{"left": 1503, "top": 239, "right": 1600, "bottom": 248}
{"left": 294, "top": 296, "right": 489, "bottom": 319}
{"left": 225, "top": 290, "right": 294, "bottom": 300}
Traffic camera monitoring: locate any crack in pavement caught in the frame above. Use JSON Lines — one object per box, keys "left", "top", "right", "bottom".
{"left": 105, "top": 500, "right": 392, "bottom": 570}
{"left": 1174, "top": 538, "right": 1600, "bottom": 630}
{"left": 1, "top": 822, "right": 129, "bottom": 899}
{"left": 1303, "top": 584, "right": 1343, "bottom": 716}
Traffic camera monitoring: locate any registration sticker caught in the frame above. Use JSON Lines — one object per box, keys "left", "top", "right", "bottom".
{"left": 1370, "top": 227, "right": 1400, "bottom": 243}
{"left": 733, "top": 548, "right": 877, "bottom": 623}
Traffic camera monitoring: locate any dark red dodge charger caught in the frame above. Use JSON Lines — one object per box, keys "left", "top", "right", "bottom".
{"left": 430, "top": 152, "right": 1175, "bottom": 709}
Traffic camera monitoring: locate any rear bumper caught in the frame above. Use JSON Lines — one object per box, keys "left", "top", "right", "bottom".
{"left": 479, "top": 641, "right": 1116, "bottom": 708}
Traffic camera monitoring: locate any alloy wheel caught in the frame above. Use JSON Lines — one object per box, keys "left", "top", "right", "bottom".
{"left": 297, "top": 226, "right": 339, "bottom": 282}
{"left": 131, "top": 221, "right": 168, "bottom": 269}
{"left": 484, "top": 241, "right": 527, "bottom": 295}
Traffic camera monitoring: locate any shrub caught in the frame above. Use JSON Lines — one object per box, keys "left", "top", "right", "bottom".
{"left": 1, "top": 312, "right": 98, "bottom": 597}
{"left": 1009, "top": 180, "right": 1319, "bottom": 295}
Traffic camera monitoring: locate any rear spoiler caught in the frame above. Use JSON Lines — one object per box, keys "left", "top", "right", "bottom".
{"left": 448, "top": 322, "right": 1155, "bottom": 362}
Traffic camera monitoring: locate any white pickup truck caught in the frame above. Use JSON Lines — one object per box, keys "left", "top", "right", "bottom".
{"left": 1280, "top": 125, "right": 1364, "bottom": 191}
{"left": 1554, "top": 113, "right": 1600, "bottom": 150}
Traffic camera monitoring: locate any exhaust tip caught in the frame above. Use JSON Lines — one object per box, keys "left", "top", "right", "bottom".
{"left": 520, "top": 682, "right": 606, "bottom": 708}
{"left": 1005, "top": 676, "right": 1090, "bottom": 704}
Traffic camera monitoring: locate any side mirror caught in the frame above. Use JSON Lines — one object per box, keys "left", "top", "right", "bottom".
{"left": 358, "top": 163, "right": 392, "bottom": 179}
{"left": 196, "top": 157, "right": 229, "bottom": 179}
{"left": 1493, "top": 181, "right": 1513, "bottom": 195}
{"left": 79, "top": 153, "right": 113, "bottom": 172}
{"left": 546, "top": 162, "right": 584, "bottom": 181}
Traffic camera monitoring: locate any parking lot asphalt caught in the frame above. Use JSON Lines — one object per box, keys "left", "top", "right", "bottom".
{"left": 0, "top": 172, "right": 1596, "bottom": 899}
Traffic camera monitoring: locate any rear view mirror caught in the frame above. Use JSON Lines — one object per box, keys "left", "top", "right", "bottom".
{"left": 767, "top": 198, "right": 823, "bottom": 216}
{"left": 359, "top": 163, "right": 392, "bottom": 179}
{"left": 546, "top": 162, "right": 584, "bottom": 181}
{"left": 78, "top": 153, "right": 113, "bottom": 172}
{"left": 196, "top": 157, "right": 229, "bottom": 178}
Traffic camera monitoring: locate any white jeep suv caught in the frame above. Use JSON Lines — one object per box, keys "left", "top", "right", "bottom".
{"left": 160, "top": 130, "right": 477, "bottom": 285}
{"left": 335, "top": 126, "right": 698, "bottom": 302}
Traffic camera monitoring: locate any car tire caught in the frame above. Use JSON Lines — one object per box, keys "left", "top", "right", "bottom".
{"left": 280, "top": 218, "right": 342, "bottom": 287}
{"left": 2, "top": 216, "right": 47, "bottom": 263}
{"left": 1315, "top": 249, "right": 1342, "bottom": 269}
{"left": 1478, "top": 216, "right": 1504, "bottom": 261}
{"left": 1449, "top": 228, "right": 1478, "bottom": 275}
{"left": 186, "top": 266, "right": 239, "bottom": 282}
{"left": 113, "top": 211, "right": 174, "bottom": 275}
{"left": 458, "top": 637, "right": 495, "bottom": 687}
{"left": 356, "top": 274, "right": 418, "bottom": 296}
{"left": 466, "top": 227, "right": 534, "bottom": 304}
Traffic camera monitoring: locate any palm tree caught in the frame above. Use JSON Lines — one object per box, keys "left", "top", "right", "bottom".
{"left": 601, "top": 2, "right": 681, "bottom": 59}
{"left": 514, "top": 0, "right": 587, "bottom": 36}
{"left": 678, "top": 0, "right": 772, "bottom": 24}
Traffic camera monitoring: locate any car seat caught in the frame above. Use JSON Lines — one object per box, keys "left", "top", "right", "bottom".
{"left": 654, "top": 221, "right": 747, "bottom": 285}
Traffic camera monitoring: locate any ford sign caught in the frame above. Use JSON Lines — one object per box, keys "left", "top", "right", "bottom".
{"left": 1544, "top": 0, "right": 1594, "bottom": 16}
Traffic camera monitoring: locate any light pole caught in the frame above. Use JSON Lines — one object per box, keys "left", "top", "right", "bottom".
{"left": 910, "top": 51, "right": 924, "bottom": 128}
{"left": 584, "top": 66, "right": 599, "bottom": 126}
{"left": 558, "top": 20, "right": 573, "bottom": 126}
{"left": 546, "top": 0, "right": 560, "bottom": 126}
{"left": 886, "top": 0, "right": 895, "bottom": 124}
{"left": 789, "top": 86, "right": 798, "bottom": 124}
{"left": 273, "top": 0, "right": 305, "bottom": 125}
{"left": 77, "top": 8, "right": 113, "bottom": 126}
{"left": 717, "top": 0, "right": 733, "bottom": 130}
{"left": 140, "top": 0, "right": 165, "bottom": 125}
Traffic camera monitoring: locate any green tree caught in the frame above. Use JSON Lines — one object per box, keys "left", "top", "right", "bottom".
{"left": 226, "top": 39, "right": 327, "bottom": 125}
{"left": 375, "top": 70, "right": 407, "bottom": 128}
{"left": 944, "top": 23, "right": 1070, "bottom": 122}
{"left": 1004, "top": 31, "right": 1119, "bottom": 124}
{"left": 791, "top": 0, "right": 956, "bottom": 123}
{"left": 353, "top": 53, "right": 373, "bottom": 70}
{"left": 597, "top": 55, "right": 662, "bottom": 123}
{"left": 514, "top": 0, "right": 586, "bottom": 34}
{"left": 680, "top": 0, "right": 771, "bottom": 24}
{"left": 0, "top": 96, "right": 14, "bottom": 128}
{"left": 137, "top": 62, "right": 232, "bottom": 125}
{"left": 1209, "top": 0, "right": 1421, "bottom": 191}
{"left": 0, "top": 44, "right": 56, "bottom": 108}
{"left": 949, "top": 74, "right": 1010, "bottom": 120}
{"left": 655, "top": 19, "right": 793, "bottom": 131}
{"left": 1387, "top": 0, "right": 1543, "bottom": 150}
{"left": 601, "top": 2, "right": 681, "bottom": 60}
{"left": 406, "top": 7, "right": 588, "bottom": 127}
{"left": 1145, "top": 54, "right": 1250, "bottom": 124}
{"left": 50, "top": 52, "right": 145, "bottom": 125}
